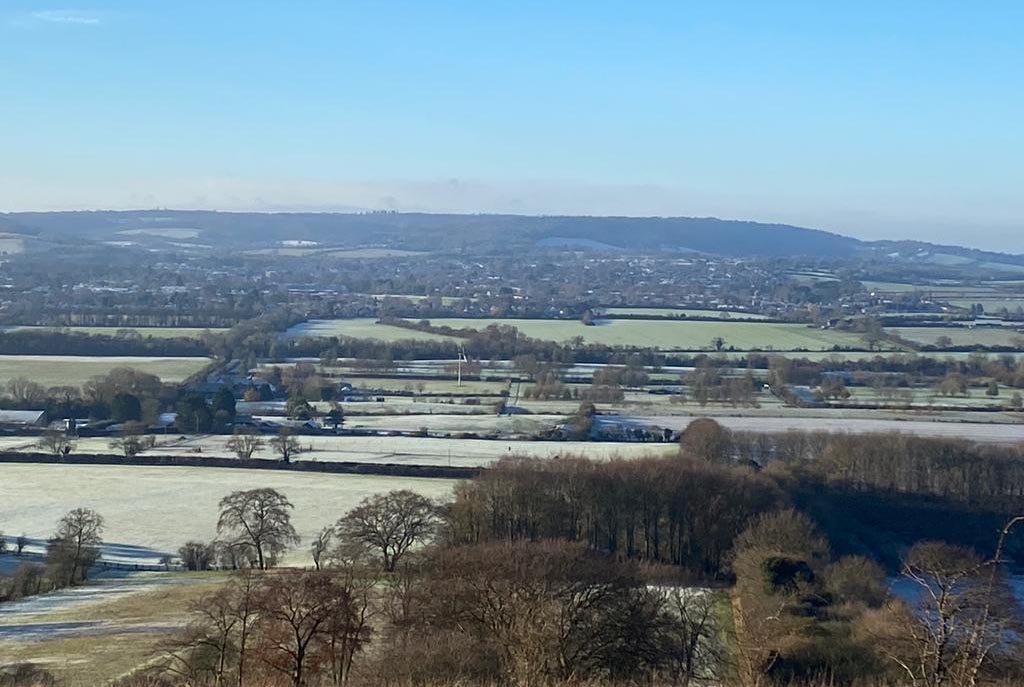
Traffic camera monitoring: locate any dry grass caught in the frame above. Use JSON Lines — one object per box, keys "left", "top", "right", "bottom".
{"left": 0, "top": 573, "right": 228, "bottom": 685}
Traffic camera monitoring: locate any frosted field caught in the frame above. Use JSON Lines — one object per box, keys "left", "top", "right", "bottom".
{"left": 0, "top": 355, "right": 211, "bottom": 387}
{"left": 0, "top": 465, "right": 457, "bottom": 563}
{"left": 288, "top": 318, "right": 457, "bottom": 342}
{"left": 621, "top": 415, "right": 1024, "bottom": 443}
{"left": 61, "top": 434, "right": 675, "bottom": 469}
{"left": 288, "top": 317, "right": 875, "bottom": 351}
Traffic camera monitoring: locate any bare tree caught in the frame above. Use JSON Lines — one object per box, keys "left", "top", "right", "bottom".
{"left": 160, "top": 570, "right": 260, "bottom": 687}
{"left": 336, "top": 490, "right": 437, "bottom": 572}
{"left": 310, "top": 526, "right": 334, "bottom": 571}
{"left": 47, "top": 507, "right": 104, "bottom": 586}
{"left": 878, "top": 521, "right": 1024, "bottom": 687}
{"left": 226, "top": 427, "right": 264, "bottom": 459}
{"left": 270, "top": 427, "right": 302, "bottom": 463}
{"left": 110, "top": 420, "right": 147, "bottom": 457}
{"left": 253, "top": 570, "right": 358, "bottom": 687}
{"left": 657, "top": 587, "right": 724, "bottom": 687}
{"left": 6, "top": 376, "right": 46, "bottom": 404}
{"left": 178, "top": 540, "right": 216, "bottom": 571}
{"left": 217, "top": 488, "right": 300, "bottom": 570}
{"left": 36, "top": 429, "right": 73, "bottom": 456}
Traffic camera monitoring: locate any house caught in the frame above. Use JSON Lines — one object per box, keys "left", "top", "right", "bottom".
{"left": 0, "top": 410, "right": 47, "bottom": 431}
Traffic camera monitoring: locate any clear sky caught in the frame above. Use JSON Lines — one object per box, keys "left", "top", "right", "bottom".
{"left": 1, "top": 1, "right": 1021, "bottom": 250}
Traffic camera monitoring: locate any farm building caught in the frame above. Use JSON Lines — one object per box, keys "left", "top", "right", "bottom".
{"left": 0, "top": 409, "right": 47, "bottom": 431}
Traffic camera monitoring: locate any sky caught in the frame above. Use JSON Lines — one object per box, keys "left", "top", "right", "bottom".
{"left": 1, "top": 1, "right": 1021, "bottom": 250}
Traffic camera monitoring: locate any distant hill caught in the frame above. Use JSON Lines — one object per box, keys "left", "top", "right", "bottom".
{"left": 1, "top": 210, "right": 1020, "bottom": 265}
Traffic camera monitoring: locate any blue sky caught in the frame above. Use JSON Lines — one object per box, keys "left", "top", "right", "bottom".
{"left": 1, "top": 1, "right": 1021, "bottom": 250}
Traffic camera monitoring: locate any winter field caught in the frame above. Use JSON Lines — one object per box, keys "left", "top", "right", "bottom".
{"left": 286, "top": 317, "right": 878, "bottom": 351}
{"left": 0, "top": 465, "right": 457, "bottom": 565}
{"left": 0, "top": 355, "right": 211, "bottom": 387}
{"left": 8, "top": 326, "right": 229, "bottom": 339}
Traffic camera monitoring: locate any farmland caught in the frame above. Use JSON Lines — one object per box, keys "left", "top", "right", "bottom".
{"left": 890, "top": 326, "right": 1024, "bottom": 348}
{"left": 10, "top": 326, "right": 229, "bottom": 339}
{"left": 288, "top": 317, "right": 877, "bottom": 351}
{"left": 287, "top": 318, "right": 458, "bottom": 342}
{"left": 0, "top": 355, "right": 211, "bottom": 387}
{"left": 0, "top": 465, "right": 457, "bottom": 564}
{"left": 24, "top": 433, "right": 676, "bottom": 469}
{"left": 0, "top": 571, "right": 224, "bottom": 686}
{"left": 603, "top": 307, "right": 770, "bottom": 320}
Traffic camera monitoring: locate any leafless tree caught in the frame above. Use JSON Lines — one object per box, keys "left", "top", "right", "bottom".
{"left": 877, "top": 519, "right": 1024, "bottom": 687}
{"left": 6, "top": 376, "right": 46, "bottom": 404}
{"left": 336, "top": 490, "right": 437, "bottom": 572}
{"left": 110, "top": 420, "right": 147, "bottom": 457}
{"left": 36, "top": 429, "right": 73, "bottom": 456}
{"left": 253, "top": 571, "right": 359, "bottom": 687}
{"left": 47, "top": 507, "right": 104, "bottom": 586}
{"left": 657, "top": 587, "right": 724, "bottom": 687}
{"left": 270, "top": 427, "right": 302, "bottom": 463}
{"left": 217, "top": 488, "right": 300, "bottom": 570}
{"left": 310, "top": 526, "right": 334, "bottom": 571}
{"left": 225, "top": 427, "right": 264, "bottom": 459}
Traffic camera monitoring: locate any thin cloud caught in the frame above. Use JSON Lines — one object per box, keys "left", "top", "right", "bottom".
{"left": 30, "top": 10, "right": 101, "bottom": 25}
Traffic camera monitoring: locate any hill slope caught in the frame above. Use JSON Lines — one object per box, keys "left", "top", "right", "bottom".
{"left": 1, "top": 210, "right": 1019, "bottom": 263}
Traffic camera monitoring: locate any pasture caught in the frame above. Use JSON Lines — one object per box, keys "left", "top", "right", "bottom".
{"left": 0, "top": 465, "right": 457, "bottom": 563}
{"left": 889, "top": 326, "right": 1024, "bottom": 348}
{"left": 603, "top": 307, "right": 769, "bottom": 320}
{"left": 57, "top": 434, "right": 675, "bottom": 469}
{"left": 286, "top": 318, "right": 459, "bottom": 342}
{"left": 289, "top": 317, "right": 876, "bottom": 351}
{"left": 0, "top": 571, "right": 223, "bottom": 686}
{"left": 12, "top": 326, "right": 229, "bottom": 339}
{"left": 0, "top": 355, "right": 211, "bottom": 387}
{"left": 118, "top": 227, "right": 200, "bottom": 239}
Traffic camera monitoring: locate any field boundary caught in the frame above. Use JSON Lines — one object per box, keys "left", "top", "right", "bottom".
{"left": 0, "top": 451, "right": 479, "bottom": 479}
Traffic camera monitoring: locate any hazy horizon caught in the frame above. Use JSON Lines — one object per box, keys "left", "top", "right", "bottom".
{"left": 3, "top": 1, "right": 1021, "bottom": 251}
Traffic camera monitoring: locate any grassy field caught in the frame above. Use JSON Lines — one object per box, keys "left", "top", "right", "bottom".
{"left": 603, "top": 307, "right": 769, "bottom": 320}
{"left": 862, "top": 281, "right": 1005, "bottom": 297}
{"left": 947, "top": 298, "right": 1024, "bottom": 313}
{"left": 12, "top": 325, "right": 229, "bottom": 339}
{"left": 286, "top": 318, "right": 459, "bottom": 342}
{"left": 0, "top": 355, "right": 211, "bottom": 387}
{"left": 0, "top": 571, "right": 224, "bottom": 686}
{"left": 248, "top": 247, "right": 428, "bottom": 258}
{"left": 55, "top": 434, "right": 674, "bottom": 470}
{"left": 290, "top": 317, "right": 875, "bottom": 351}
{"left": 889, "top": 326, "right": 1024, "bottom": 348}
{"left": 118, "top": 227, "right": 200, "bottom": 239}
{"left": 0, "top": 465, "right": 457, "bottom": 562}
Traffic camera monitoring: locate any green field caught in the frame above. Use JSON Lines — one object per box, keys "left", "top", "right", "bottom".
{"left": 118, "top": 227, "right": 200, "bottom": 239}
{"left": 861, "top": 281, "right": 1003, "bottom": 295}
{"left": 12, "top": 326, "right": 229, "bottom": 339}
{"left": 248, "top": 247, "right": 428, "bottom": 258}
{"left": 0, "top": 355, "right": 211, "bottom": 387}
{"left": 603, "top": 307, "right": 769, "bottom": 320}
{"left": 889, "top": 326, "right": 1024, "bottom": 348}
{"left": 288, "top": 318, "right": 459, "bottom": 342}
{"left": 289, "top": 317, "right": 877, "bottom": 351}
{"left": 947, "top": 299, "right": 1024, "bottom": 314}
